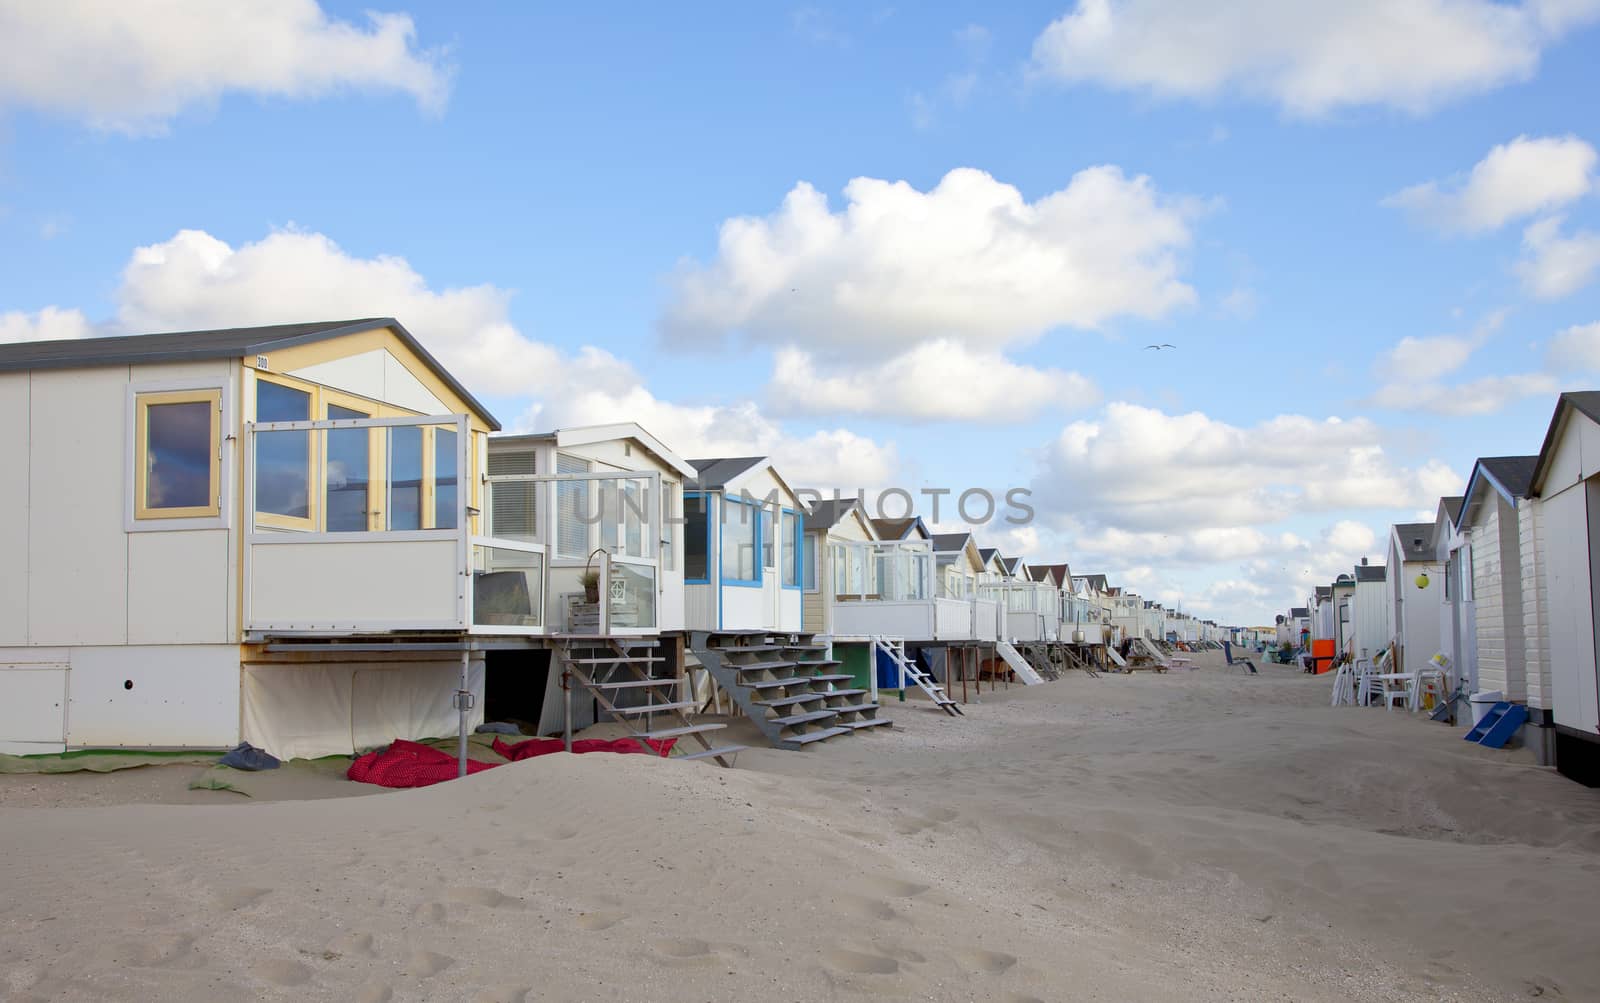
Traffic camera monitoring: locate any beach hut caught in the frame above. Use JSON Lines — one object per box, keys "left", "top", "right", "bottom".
{"left": 1434, "top": 495, "right": 1470, "bottom": 698}
{"left": 0, "top": 318, "right": 534, "bottom": 759}
{"left": 682, "top": 457, "right": 805, "bottom": 635}
{"left": 1350, "top": 561, "right": 1390, "bottom": 665}
{"left": 1525, "top": 392, "right": 1600, "bottom": 780}
{"left": 1456, "top": 456, "right": 1539, "bottom": 731}
{"left": 801, "top": 496, "right": 876, "bottom": 637}
{"left": 1387, "top": 522, "right": 1444, "bottom": 674}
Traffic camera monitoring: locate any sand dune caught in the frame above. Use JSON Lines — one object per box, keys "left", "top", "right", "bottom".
{"left": 3, "top": 653, "right": 1598, "bottom": 1001}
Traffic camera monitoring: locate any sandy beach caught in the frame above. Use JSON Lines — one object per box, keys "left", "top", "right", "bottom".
{"left": 4, "top": 654, "right": 1598, "bottom": 1002}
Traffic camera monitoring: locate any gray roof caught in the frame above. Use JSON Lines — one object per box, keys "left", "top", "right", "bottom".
{"left": 1393, "top": 523, "right": 1433, "bottom": 561}
{"left": 1290, "top": 607, "right": 1310, "bottom": 618}
{"left": 1440, "top": 496, "right": 1464, "bottom": 523}
{"left": 688, "top": 456, "right": 766, "bottom": 489}
{"left": 0, "top": 317, "right": 500, "bottom": 429}
{"left": 1314, "top": 586, "right": 1332, "bottom": 600}
{"left": 931, "top": 532, "right": 973, "bottom": 553}
{"left": 977, "top": 547, "right": 1000, "bottom": 566}
{"left": 1000, "top": 556, "right": 1023, "bottom": 575}
{"left": 1354, "top": 564, "right": 1386, "bottom": 583}
{"left": 1531, "top": 391, "right": 1600, "bottom": 494}
{"left": 803, "top": 498, "right": 860, "bottom": 532}
{"left": 1479, "top": 456, "right": 1538, "bottom": 498}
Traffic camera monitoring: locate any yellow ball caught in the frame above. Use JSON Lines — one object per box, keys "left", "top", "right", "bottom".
{"left": 1414, "top": 572, "right": 1430, "bottom": 590}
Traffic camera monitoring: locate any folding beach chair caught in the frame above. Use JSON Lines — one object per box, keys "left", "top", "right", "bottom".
{"left": 1221, "top": 641, "right": 1258, "bottom": 674}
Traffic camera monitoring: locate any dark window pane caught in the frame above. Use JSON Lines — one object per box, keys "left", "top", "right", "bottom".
{"left": 684, "top": 494, "right": 708, "bottom": 580}
{"left": 255, "top": 382, "right": 311, "bottom": 519}
{"left": 145, "top": 400, "right": 211, "bottom": 509}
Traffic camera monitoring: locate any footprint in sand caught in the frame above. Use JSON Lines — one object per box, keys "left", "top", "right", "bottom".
{"left": 405, "top": 950, "right": 455, "bottom": 978}
{"left": 860, "top": 876, "right": 929, "bottom": 898}
{"left": 575, "top": 911, "right": 625, "bottom": 931}
{"left": 1003, "top": 994, "right": 1045, "bottom": 1003}
{"left": 355, "top": 981, "right": 394, "bottom": 1003}
{"left": 217, "top": 887, "right": 271, "bottom": 910}
{"left": 96, "top": 934, "right": 204, "bottom": 969}
{"left": 447, "top": 887, "right": 521, "bottom": 909}
{"left": 955, "top": 948, "right": 1017, "bottom": 974}
{"left": 474, "top": 988, "right": 530, "bottom": 1003}
{"left": 823, "top": 948, "right": 899, "bottom": 975}
{"left": 650, "top": 937, "right": 712, "bottom": 960}
{"left": 254, "top": 959, "right": 312, "bottom": 987}
{"left": 543, "top": 824, "right": 579, "bottom": 841}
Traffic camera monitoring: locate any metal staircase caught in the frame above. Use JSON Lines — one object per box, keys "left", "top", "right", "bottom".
{"left": 555, "top": 636, "right": 746, "bottom": 767}
{"left": 1061, "top": 644, "right": 1101, "bottom": 678}
{"left": 688, "top": 631, "right": 891, "bottom": 750}
{"left": 872, "top": 637, "right": 962, "bottom": 716}
{"left": 1020, "top": 642, "right": 1062, "bottom": 681}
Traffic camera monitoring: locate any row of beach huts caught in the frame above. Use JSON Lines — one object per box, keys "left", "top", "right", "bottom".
{"left": 0, "top": 318, "right": 1234, "bottom": 767}
{"left": 1274, "top": 391, "right": 1600, "bottom": 787}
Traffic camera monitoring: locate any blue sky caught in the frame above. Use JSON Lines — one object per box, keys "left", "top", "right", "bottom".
{"left": 3, "top": 1, "right": 1600, "bottom": 624}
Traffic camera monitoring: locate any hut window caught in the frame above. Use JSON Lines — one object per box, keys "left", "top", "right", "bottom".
{"left": 486, "top": 449, "right": 536, "bottom": 541}
{"left": 134, "top": 389, "right": 221, "bottom": 520}
{"left": 762, "top": 506, "right": 776, "bottom": 569}
{"left": 433, "top": 428, "right": 459, "bottom": 530}
{"left": 684, "top": 493, "right": 709, "bottom": 581}
{"left": 803, "top": 534, "right": 818, "bottom": 592}
{"left": 722, "top": 498, "right": 760, "bottom": 585}
{"left": 254, "top": 378, "right": 314, "bottom": 528}
{"left": 555, "top": 454, "right": 592, "bottom": 558}
{"left": 662, "top": 482, "right": 678, "bottom": 572}
{"left": 781, "top": 510, "right": 800, "bottom": 588}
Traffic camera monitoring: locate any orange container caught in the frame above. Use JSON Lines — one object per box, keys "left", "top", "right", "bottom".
{"left": 1310, "top": 639, "right": 1335, "bottom": 674}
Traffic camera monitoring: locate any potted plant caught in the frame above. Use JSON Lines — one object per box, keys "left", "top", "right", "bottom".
{"left": 579, "top": 569, "right": 600, "bottom": 604}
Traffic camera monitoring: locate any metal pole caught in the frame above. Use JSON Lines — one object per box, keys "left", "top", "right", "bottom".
{"left": 457, "top": 649, "right": 470, "bottom": 778}
{"left": 563, "top": 663, "right": 574, "bottom": 753}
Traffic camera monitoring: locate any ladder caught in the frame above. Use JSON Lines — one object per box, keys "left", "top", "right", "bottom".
{"left": 1020, "top": 642, "right": 1060, "bottom": 681}
{"left": 993, "top": 640, "right": 1044, "bottom": 685}
{"left": 555, "top": 637, "right": 746, "bottom": 767}
{"left": 1105, "top": 645, "right": 1128, "bottom": 668}
{"left": 1463, "top": 702, "right": 1529, "bottom": 749}
{"left": 873, "top": 637, "right": 962, "bottom": 716}
{"left": 1060, "top": 644, "right": 1101, "bottom": 678}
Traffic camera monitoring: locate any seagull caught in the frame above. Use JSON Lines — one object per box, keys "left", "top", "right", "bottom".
{"left": 1144, "top": 343, "right": 1177, "bottom": 350}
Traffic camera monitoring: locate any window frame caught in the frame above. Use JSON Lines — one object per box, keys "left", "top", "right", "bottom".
{"left": 781, "top": 507, "right": 802, "bottom": 590}
{"left": 132, "top": 387, "right": 224, "bottom": 522}
{"left": 721, "top": 496, "right": 762, "bottom": 588}
{"left": 803, "top": 531, "right": 819, "bottom": 593}
{"left": 126, "top": 379, "right": 230, "bottom": 532}
{"left": 684, "top": 491, "right": 712, "bottom": 584}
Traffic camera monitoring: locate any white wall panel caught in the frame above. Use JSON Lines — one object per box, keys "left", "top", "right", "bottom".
{"left": 0, "top": 375, "right": 30, "bottom": 645}
{"left": 129, "top": 530, "right": 231, "bottom": 644}
{"left": 0, "top": 663, "right": 68, "bottom": 743}
{"left": 248, "top": 539, "right": 461, "bottom": 629}
{"left": 29, "top": 369, "right": 128, "bottom": 645}
{"left": 66, "top": 644, "right": 239, "bottom": 747}
{"left": 1543, "top": 484, "right": 1597, "bottom": 732}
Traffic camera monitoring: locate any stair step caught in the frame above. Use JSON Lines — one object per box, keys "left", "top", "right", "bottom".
{"left": 607, "top": 700, "right": 697, "bottom": 716}
{"left": 772, "top": 709, "right": 840, "bottom": 728}
{"left": 795, "top": 658, "right": 842, "bottom": 667}
{"left": 588, "top": 678, "right": 680, "bottom": 690}
{"left": 711, "top": 643, "right": 784, "bottom": 652}
{"left": 820, "top": 688, "right": 867, "bottom": 699}
{"left": 640, "top": 723, "right": 727, "bottom": 740}
{"left": 785, "top": 726, "right": 852, "bottom": 745}
{"left": 727, "top": 659, "right": 797, "bottom": 671}
{"left": 676, "top": 744, "right": 749, "bottom": 762}
{"left": 743, "top": 676, "right": 823, "bottom": 690}
{"left": 565, "top": 656, "right": 663, "bottom": 665}
{"left": 830, "top": 702, "right": 880, "bottom": 715}
{"left": 809, "top": 674, "right": 854, "bottom": 684}
{"left": 838, "top": 717, "right": 893, "bottom": 731}
{"left": 754, "top": 693, "right": 827, "bottom": 709}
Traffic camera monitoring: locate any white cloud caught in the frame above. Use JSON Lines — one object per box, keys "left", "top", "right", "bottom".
{"left": 1030, "top": 0, "right": 1600, "bottom": 116}
{"left": 662, "top": 166, "right": 1199, "bottom": 358}
{"left": 1516, "top": 215, "right": 1600, "bottom": 299}
{"left": 1032, "top": 402, "right": 1460, "bottom": 535}
{"left": 1384, "top": 134, "right": 1597, "bottom": 233}
{"left": 0, "top": 306, "right": 93, "bottom": 344}
{"left": 1547, "top": 320, "right": 1600, "bottom": 370}
{"left": 766, "top": 340, "right": 1098, "bottom": 421}
{"left": 1366, "top": 372, "right": 1561, "bottom": 416}
{"left": 0, "top": 0, "right": 451, "bottom": 133}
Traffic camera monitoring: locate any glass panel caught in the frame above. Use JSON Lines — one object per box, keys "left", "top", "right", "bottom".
{"left": 386, "top": 426, "right": 424, "bottom": 530}
{"left": 684, "top": 494, "right": 709, "bottom": 580}
{"left": 722, "top": 500, "right": 757, "bottom": 582}
{"left": 145, "top": 400, "right": 212, "bottom": 509}
{"left": 472, "top": 545, "right": 544, "bottom": 627}
{"left": 556, "top": 455, "right": 590, "bottom": 559}
{"left": 599, "top": 480, "right": 619, "bottom": 553}
{"left": 255, "top": 381, "right": 311, "bottom": 519}
{"left": 782, "top": 512, "right": 799, "bottom": 586}
{"left": 662, "top": 483, "right": 676, "bottom": 571}
{"left": 762, "top": 508, "right": 775, "bottom": 568}
{"left": 487, "top": 449, "right": 536, "bottom": 542}
{"left": 623, "top": 480, "right": 644, "bottom": 557}
{"left": 607, "top": 562, "right": 657, "bottom": 630}
{"left": 434, "top": 428, "right": 458, "bottom": 530}
{"left": 325, "top": 404, "right": 370, "bottom": 532}
{"left": 831, "top": 543, "right": 848, "bottom": 595}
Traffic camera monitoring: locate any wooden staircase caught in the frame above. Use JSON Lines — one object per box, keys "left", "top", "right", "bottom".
{"left": 1062, "top": 644, "right": 1101, "bottom": 678}
{"left": 872, "top": 637, "right": 962, "bottom": 716}
{"left": 689, "top": 631, "right": 892, "bottom": 750}
{"left": 556, "top": 636, "right": 747, "bottom": 767}
{"left": 1019, "top": 642, "right": 1061, "bottom": 681}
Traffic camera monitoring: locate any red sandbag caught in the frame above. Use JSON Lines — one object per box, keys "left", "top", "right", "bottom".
{"left": 347, "top": 739, "right": 499, "bottom": 789}
{"left": 492, "top": 735, "right": 676, "bottom": 761}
